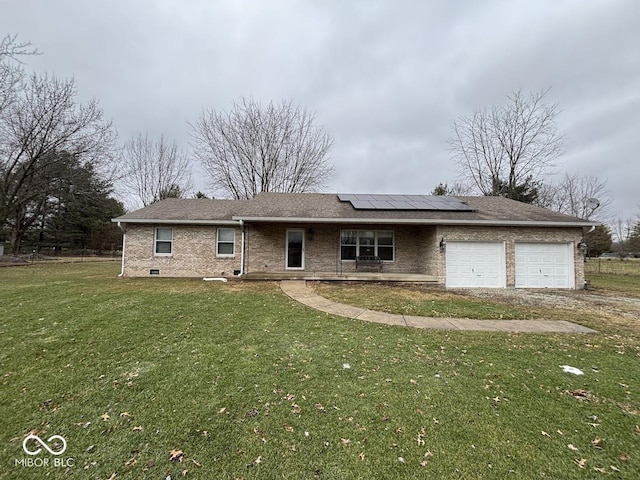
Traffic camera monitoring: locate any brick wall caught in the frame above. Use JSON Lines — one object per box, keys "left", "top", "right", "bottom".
{"left": 435, "top": 225, "right": 585, "bottom": 288}
{"left": 122, "top": 222, "right": 585, "bottom": 288}
{"left": 123, "top": 224, "right": 241, "bottom": 277}
{"left": 245, "top": 223, "right": 437, "bottom": 274}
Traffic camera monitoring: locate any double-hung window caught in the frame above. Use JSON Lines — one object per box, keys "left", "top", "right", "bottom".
{"left": 340, "top": 230, "right": 394, "bottom": 261}
{"left": 155, "top": 227, "right": 173, "bottom": 255}
{"left": 216, "top": 228, "right": 235, "bottom": 256}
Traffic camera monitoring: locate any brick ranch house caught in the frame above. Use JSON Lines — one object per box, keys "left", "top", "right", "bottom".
{"left": 112, "top": 193, "right": 597, "bottom": 289}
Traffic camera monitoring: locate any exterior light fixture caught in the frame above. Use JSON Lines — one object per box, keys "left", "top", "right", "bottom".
{"left": 577, "top": 240, "right": 587, "bottom": 255}
{"left": 439, "top": 237, "right": 446, "bottom": 252}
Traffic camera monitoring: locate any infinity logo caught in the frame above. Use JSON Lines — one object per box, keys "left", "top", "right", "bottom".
{"left": 22, "top": 434, "right": 67, "bottom": 456}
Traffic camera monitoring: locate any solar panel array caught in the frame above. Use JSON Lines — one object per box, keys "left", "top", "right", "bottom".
{"left": 337, "top": 194, "right": 475, "bottom": 211}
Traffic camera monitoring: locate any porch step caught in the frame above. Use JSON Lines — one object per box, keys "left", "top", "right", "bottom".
{"left": 241, "top": 272, "right": 439, "bottom": 283}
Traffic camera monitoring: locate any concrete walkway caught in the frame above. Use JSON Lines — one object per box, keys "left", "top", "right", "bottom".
{"left": 280, "top": 280, "right": 597, "bottom": 334}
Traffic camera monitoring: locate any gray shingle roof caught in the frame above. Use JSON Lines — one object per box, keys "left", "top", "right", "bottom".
{"left": 113, "top": 193, "right": 595, "bottom": 227}
{"left": 113, "top": 198, "right": 247, "bottom": 223}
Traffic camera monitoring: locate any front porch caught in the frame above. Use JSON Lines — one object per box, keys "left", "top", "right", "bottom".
{"left": 241, "top": 271, "right": 439, "bottom": 283}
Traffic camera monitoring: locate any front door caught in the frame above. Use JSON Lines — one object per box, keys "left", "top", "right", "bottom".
{"left": 286, "top": 229, "right": 304, "bottom": 270}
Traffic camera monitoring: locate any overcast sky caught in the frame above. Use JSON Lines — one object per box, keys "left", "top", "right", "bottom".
{"left": 2, "top": 0, "right": 639, "bottom": 220}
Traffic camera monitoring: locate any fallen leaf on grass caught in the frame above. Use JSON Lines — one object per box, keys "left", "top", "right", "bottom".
{"left": 107, "top": 474, "right": 117, "bottom": 480}
{"left": 565, "top": 389, "right": 594, "bottom": 401}
{"left": 619, "top": 454, "right": 630, "bottom": 462}
{"left": 253, "top": 456, "right": 262, "bottom": 465}
{"left": 218, "top": 407, "right": 227, "bottom": 414}
{"left": 575, "top": 458, "right": 587, "bottom": 469}
{"left": 568, "top": 444, "right": 579, "bottom": 452}
{"left": 420, "top": 451, "right": 433, "bottom": 467}
{"left": 610, "top": 465, "right": 620, "bottom": 472}
{"left": 284, "top": 425, "right": 294, "bottom": 432}
{"left": 125, "top": 457, "right": 137, "bottom": 466}
{"left": 591, "top": 437, "right": 602, "bottom": 449}
{"left": 101, "top": 413, "right": 110, "bottom": 421}
{"left": 169, "top": 449, "right": 184, "bottom": 462}
{"left": 132, "top": 426, "right": 143, "bottom": 431}
{"left": 120, "top": 412, "right": 131, "bottom": 418}
{"left": 593, "top": 467, "right": 606, "bottom": 473}
{"left": 541, "top": 431, "right": 551, "bottom": 438}
{"left": 341, "top": 438, "right": 351, "bottom": 446}
{"left": 359, "top": 452, "right": 365, "bottom": 461}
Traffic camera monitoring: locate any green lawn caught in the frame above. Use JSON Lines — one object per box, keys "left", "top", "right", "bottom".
{"left": 585, "top": 257, "right": 640, "bottom": 276}
{"left": 1, "top": 263, "right": 639, "bottom": 479}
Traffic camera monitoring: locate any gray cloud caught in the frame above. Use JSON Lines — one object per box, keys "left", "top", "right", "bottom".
{"left": 2, "top": 0, "right": 638, "bottom": 218}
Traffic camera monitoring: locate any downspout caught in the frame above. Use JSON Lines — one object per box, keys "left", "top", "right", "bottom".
{"left": 240, "top": 220, "right": 245, "bottom": 276}
{"left": 117, "top": 221, "right": 126, "bottom": 277}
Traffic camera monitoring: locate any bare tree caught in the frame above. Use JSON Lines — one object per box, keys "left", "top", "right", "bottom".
{"left": 449, "top": 88, "right": 564, "bottom": 201}
{"left": 612, "top": 217, "right": 634, "bottom": 245}
{"left": 189, "top": 98, "right": 334, "bottom": 199}
{"left": 120, "top": 133, "right": 193, "bottom": 207}
{"left": 538, "top": 173, "right": 613, "bottom": 220}
{"left": 0, "top": 34, "right": 38, "bottom": 58}
{"left": 431, "top": 182, "right": 472, "bottom": 196}
{"left": 1, "top": 34, "right": 38, "bottom": 116}
{"left": 0, "top": 73, "right": 115, "bottom": 252}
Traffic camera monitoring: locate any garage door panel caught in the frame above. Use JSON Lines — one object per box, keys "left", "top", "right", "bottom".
{"left": 446, "top": 242, "right": 505, "bottom": 288}
{"left": 515, "top": 243, "right": 573, "bottom": 289}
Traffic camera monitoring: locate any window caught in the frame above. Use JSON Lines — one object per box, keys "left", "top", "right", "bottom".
{"left": 155, "top": 227, "right": 173, "bottom": 255}
{"left": 341, "top": 230, "right": 394, "bottom": 261}
{"left": 217, "top": 228, "right": 235, "bottom": 256}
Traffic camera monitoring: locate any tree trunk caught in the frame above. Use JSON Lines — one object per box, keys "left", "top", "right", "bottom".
{"left": 11, "top": 227, "right": 25, "bottom": 253}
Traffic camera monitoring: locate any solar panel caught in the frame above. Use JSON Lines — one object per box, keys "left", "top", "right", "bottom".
{"left": 338, "top": 194, "right": 475, "bottom": 212}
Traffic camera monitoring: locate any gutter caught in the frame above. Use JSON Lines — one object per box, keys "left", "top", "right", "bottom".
{"left": 116, "top": 221, "right": 125, "bottom": 277}
{"left": 232, "top": 216, "right": 597, "bottom": 228}
{"left": 111, "top": 219, "right": 241, "bottom": 226}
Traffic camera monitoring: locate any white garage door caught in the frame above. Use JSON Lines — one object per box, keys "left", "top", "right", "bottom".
{"left": 446, "top": 242, "right": 505, "bottom": 288}
{"left": 515, "top": 243, "right": 574, "bottom": 288}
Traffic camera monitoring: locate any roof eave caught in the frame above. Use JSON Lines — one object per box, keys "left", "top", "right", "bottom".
{"left": 232, "top": 216, "right": 597, "bottom": 228}
{"left": 112, "top": 218, "right": 241, "bottom": 226}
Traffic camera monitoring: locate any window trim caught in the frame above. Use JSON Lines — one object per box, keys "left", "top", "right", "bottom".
{"left": 340, "top": 229, "right": 395, "bottom": 262}
{"left": 216, "top": 227, "right": 236, "bottom": 257}
{"left": 154, "top": 227, "right": 173, "bottom": 256}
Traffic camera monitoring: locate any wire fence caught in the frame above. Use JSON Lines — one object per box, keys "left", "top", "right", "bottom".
{"left": 585, "top": 258, "right": 640, "bottom": 275}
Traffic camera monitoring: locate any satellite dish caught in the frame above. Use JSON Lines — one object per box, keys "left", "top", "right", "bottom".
{"left": 586, "top": 198, "right": 600, "bottom": 210}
